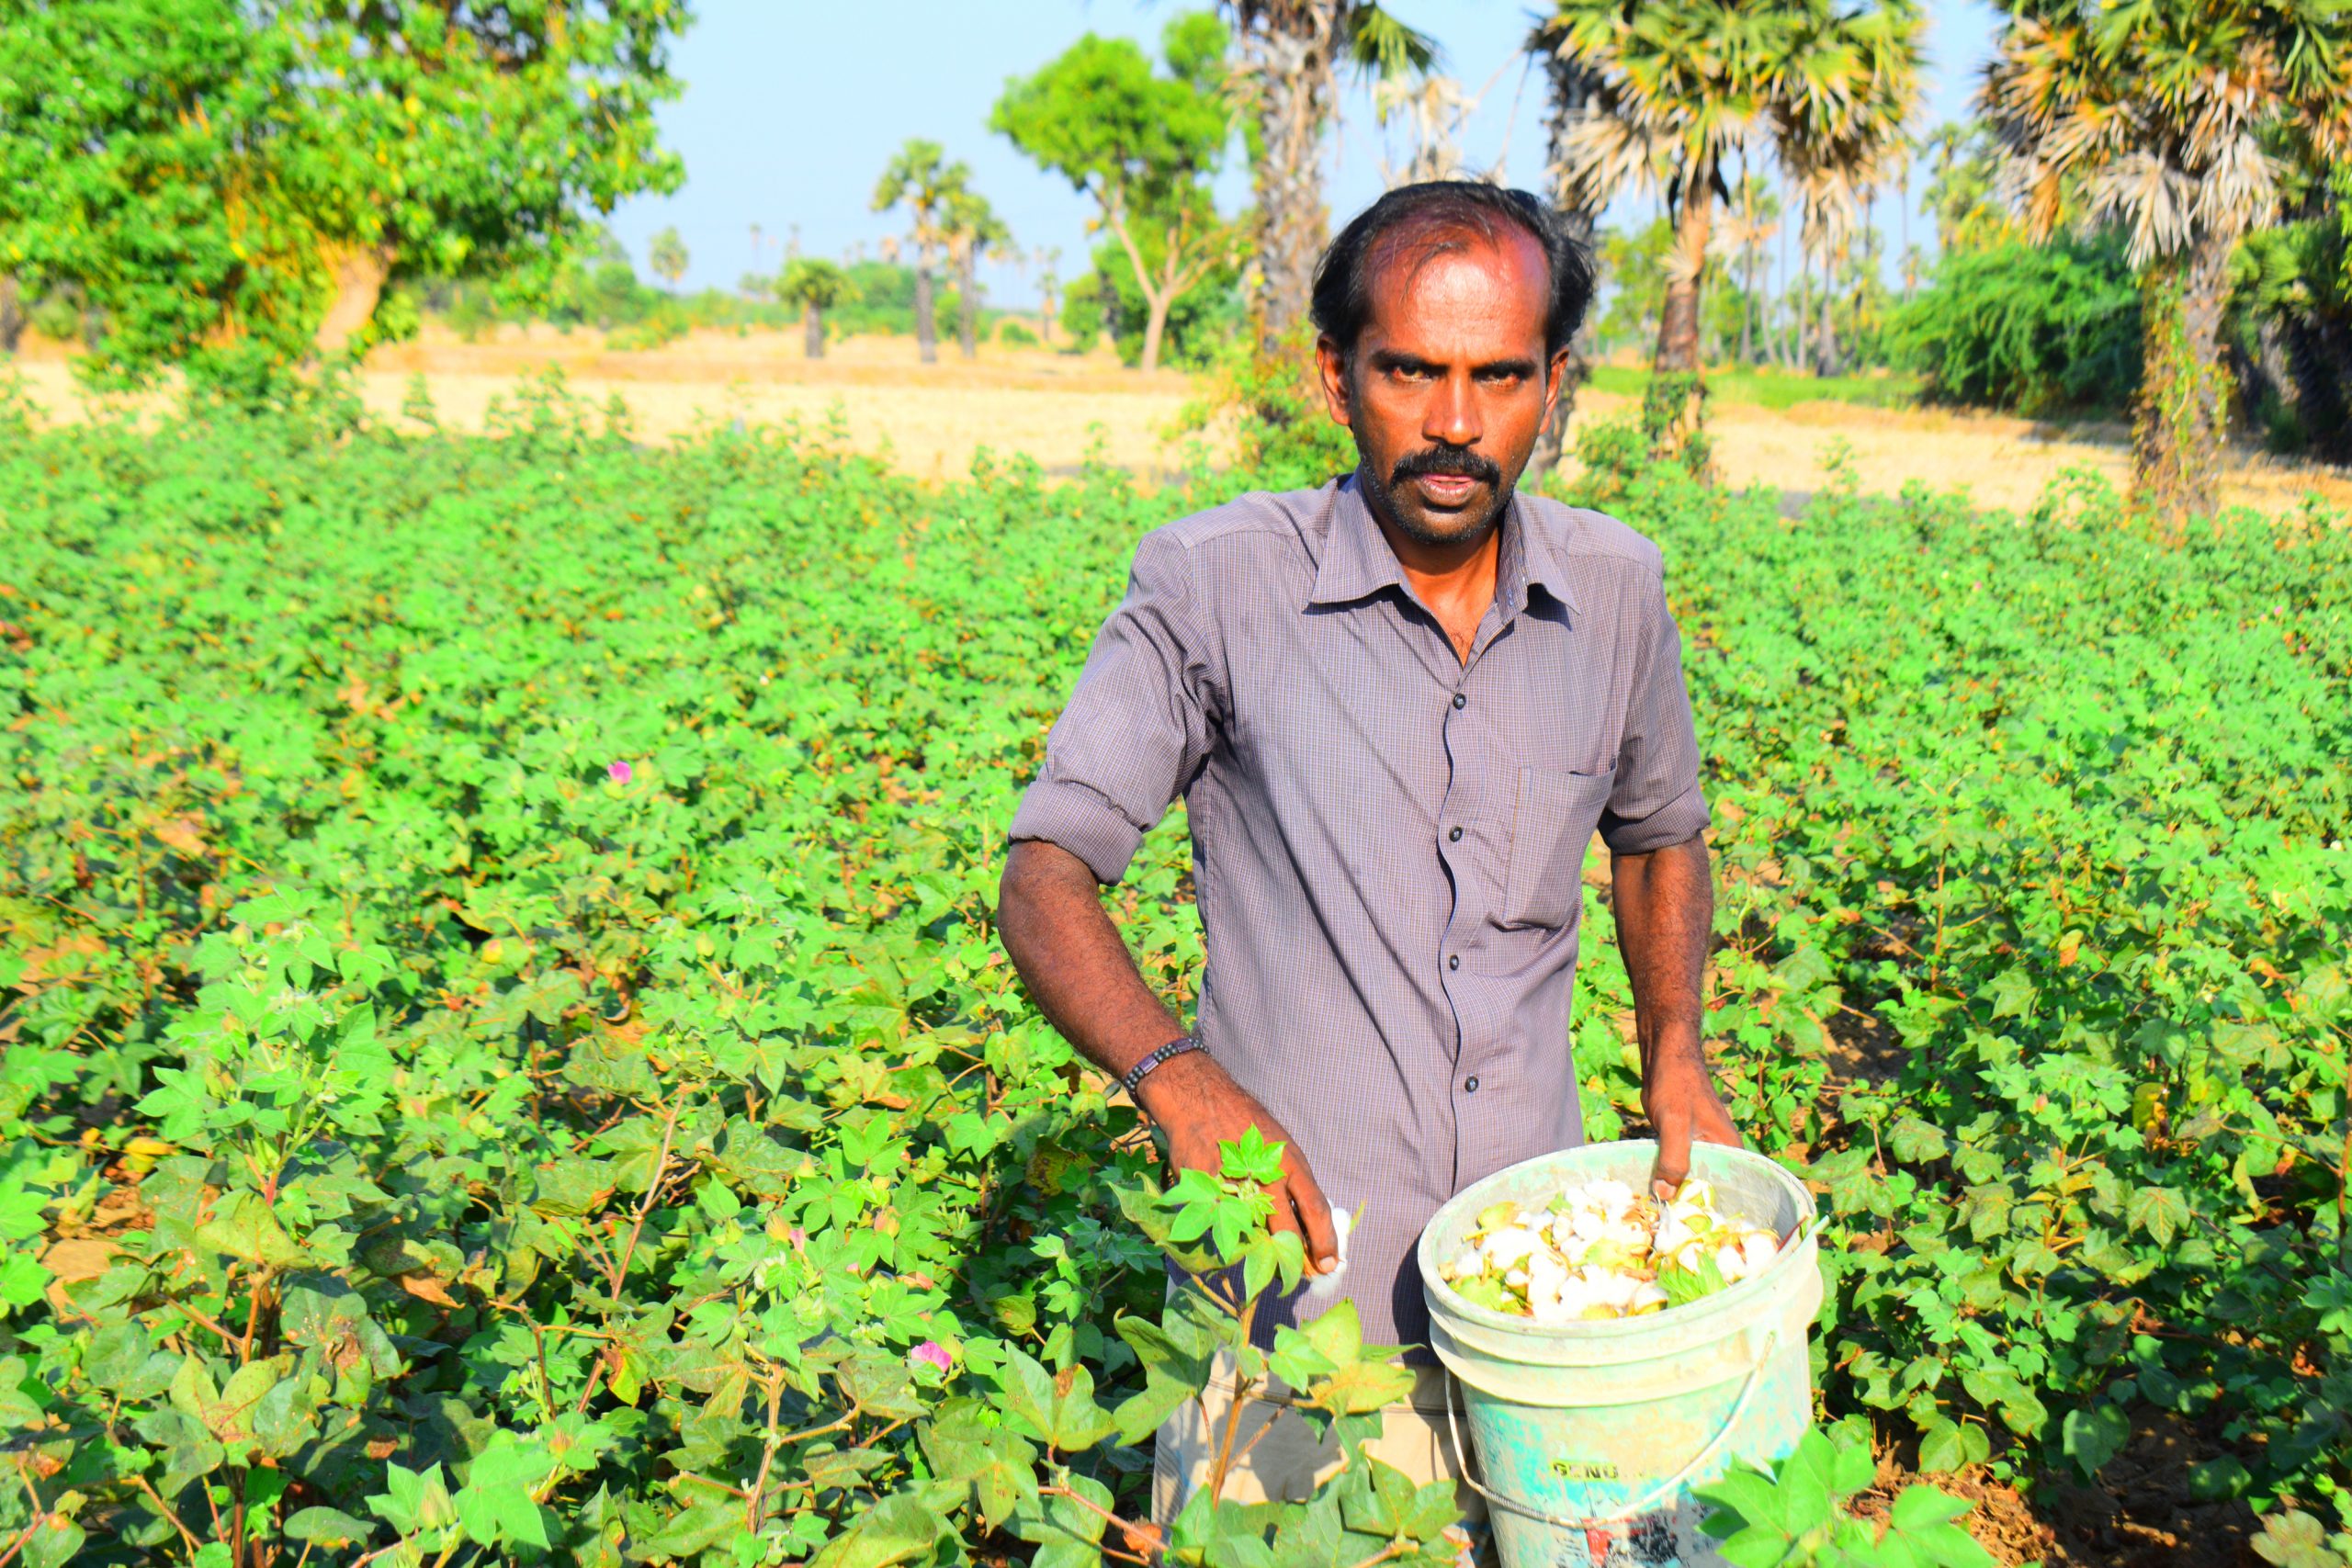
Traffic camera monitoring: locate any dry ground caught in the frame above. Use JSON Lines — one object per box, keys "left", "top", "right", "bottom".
{"left": 10, "top": 322, "right": 2350, "bottom": 514}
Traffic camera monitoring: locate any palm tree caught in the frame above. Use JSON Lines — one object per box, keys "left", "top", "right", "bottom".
{"left": 1981, "top": 1, "right": 2352, "bottom": 522}
{"left": 648, "top": 227, "right": 688, "bottom": 293}
{"left": 1033, "top": 246, "right": 1062, "bottom": 345}
{"left": 779, "top": 257, "right": 848, "bottom": 359}
{"left": 1219, "top": 1, "right": 1436, "bottom": 350}
{"left": 943, "top": 188, "right": 1010, "bottom": 361}
{"left": 872, "top": 140, "right": 974, "bottom": 365}
{"left": 1525, "top": 17, "right": 1608, "bottom": 477}
{"left": 1541, "top": 0, "right": 1921, "bottom": 379}
{"left": 1712, "top": 171, "right": 1780, "bottom": 367}
{"left": 1769, "top": 0, "right": 1925, "bottom": 380}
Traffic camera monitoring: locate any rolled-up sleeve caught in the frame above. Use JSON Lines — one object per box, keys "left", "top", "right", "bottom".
{"left": 1009, "top": 530, "right": 1220, "bottom": 884}
{"left": 1599, "top": 570, "right": 1711, "bottom": 854}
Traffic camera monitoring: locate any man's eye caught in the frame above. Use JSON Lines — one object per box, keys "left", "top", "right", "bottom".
{"left": 1391, "top": 364, "right": 1433, "bottom": 382}
{"left": 1476, "top": 369, "right": 1524, "bottom": 386}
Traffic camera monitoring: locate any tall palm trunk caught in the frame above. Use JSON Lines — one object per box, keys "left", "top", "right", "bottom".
{"left": 1526, "top": 50, "right": 1603, "bottom": 481}
{"left": 0, "top": 275, "right": 21, "bottom": 355}
{"left": 804, "top": 302, "right": 824, "bottom": 359}
{"left": 957, "top": 244, "right": 979, "bottom": 360}
{"left": 1233, "top": 2, "right": 1342, "bottom": 351}
{"left": 1813, "top": 262, "right": 1840, "bottom": 377}
{"left": 1737, "top": 242, "right": 1757, "bottom": 367}
{"left": 913, "top": 257, "right": 937, "bottom": 364}
{"left": 1655, "top": 173, "right": 1715, "bottom": 374}
{"left": 2132, "top": 228, "right": 2233, "bottom": 524}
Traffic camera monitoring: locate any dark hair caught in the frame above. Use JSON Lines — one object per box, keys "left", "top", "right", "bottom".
{"left": 1308, "top": 180, "right": 1595, "bottom": 361}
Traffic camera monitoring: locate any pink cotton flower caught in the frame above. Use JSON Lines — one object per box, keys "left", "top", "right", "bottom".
{"left": 909, "top": 1341, "right": 953, "bottom": 1374}
{"left": 787, "top": 1227, "right": 808, "bottom": 1249}
{"left": 607, "top": 761, "right": 633, "bottom": 784}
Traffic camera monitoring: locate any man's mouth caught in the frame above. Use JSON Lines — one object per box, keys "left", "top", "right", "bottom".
{"left": 1414, "top": 472, "right": 1481, "bottom": 507}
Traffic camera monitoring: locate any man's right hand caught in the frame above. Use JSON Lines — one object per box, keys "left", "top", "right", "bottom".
{"left": 1134, "top": 1047, "right": 1340, "bottom": 1276}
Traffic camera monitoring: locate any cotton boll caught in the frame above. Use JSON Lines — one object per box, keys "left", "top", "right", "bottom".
{"left": 1741, "top": 1231, "right": 1781, "bottom": 1276}
{"left": 1505, "top": 1267, "right": 1530, "bottom": 1289}
{"left": 1483, "top": 1226, "right": 1544, "bottom": 1269}
{"left": 1569, "top": 1205, "right": 1612, "bottom": 1243}
{"left": 1586, "top": 1179, "right": 1636, "bottom": 1217}
{"left": 1652, "top": 1210, "right": 1696, "bottom": 1258}
{"left": 1714, "top": 1243, "right": 1748, "bottom": 1283}
{"left": 1630, "top": 1281, "right": 1670, "bottom": 1313}
{"left": 1448, "top": 1248, "right": 1487, "bottom": 1280}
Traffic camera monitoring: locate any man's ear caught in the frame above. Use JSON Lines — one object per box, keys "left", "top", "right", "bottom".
{"left": 1543, "top": 346, "right": 1572, "bottom": 420}
{"left": 1316, "top": 334, "right": 1353, "bottom": 428}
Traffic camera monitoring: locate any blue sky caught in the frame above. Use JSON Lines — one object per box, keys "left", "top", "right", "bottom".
{"left": 608, "top": 0, "right": 2007, "bottom": 306}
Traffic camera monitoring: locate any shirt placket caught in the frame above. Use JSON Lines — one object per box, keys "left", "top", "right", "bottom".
{"left": 1434, "top": 597, "right": 1519, "bottom": 1187}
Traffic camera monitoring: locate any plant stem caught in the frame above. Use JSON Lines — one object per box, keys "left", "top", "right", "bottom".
{"left": 608, "top": 1099, "right": 682, "bottom": 1303}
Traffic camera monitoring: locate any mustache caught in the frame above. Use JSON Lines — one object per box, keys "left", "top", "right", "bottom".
{"left": 1389, "top": 447, "right": 1502, "bottom": 489}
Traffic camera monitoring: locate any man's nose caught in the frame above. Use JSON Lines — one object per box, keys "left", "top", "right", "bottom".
{"left": 1423, "top": 369, "right": 1481, "bottom": 448}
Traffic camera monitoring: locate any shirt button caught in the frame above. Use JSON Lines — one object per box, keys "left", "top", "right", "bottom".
{"left": 1448, "top": 826, "right": 1464, "bottom": 842}
{"left": 1464, "top": 1076, "right": 1480, "bottom": 1093}
{"left": 1453, "top": 693, "right": 1467, "bottom": 709}
{"left": 1448, "top": 954, "right": 1460, "bottom": 971}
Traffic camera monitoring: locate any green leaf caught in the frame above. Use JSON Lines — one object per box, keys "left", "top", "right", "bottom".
{"left": 2061, "top": 1403, "right": 2131, "bottom": 1478}
{"left": 284, "top": 1507, "right": 376, "bottom": 1547}
{"left": 808, "top": 1493, "right": 949, "bottom": 1568}
{"left": 194, "top": 1197, "right": 306, "bottom": 1268}
{"left": 2125, "top": 1185, "right": 2190, "bottom": 1247}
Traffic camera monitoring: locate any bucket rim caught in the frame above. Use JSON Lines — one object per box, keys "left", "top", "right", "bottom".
{"left": 1418, "top": 1139, "right": 1819, "bottom": 1344}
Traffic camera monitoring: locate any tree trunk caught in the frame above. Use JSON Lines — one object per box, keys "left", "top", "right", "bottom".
{"left": 1138, "top": 291, "right": 1171, "bottom": 375}
{"left": 2132, "top": 230, "right": 2233, "bottom": 525}
{"left": 1654, "top": 173, "right": 1714, "bottom": 375}
{"left": 1233, "top": 2, "right": 1341, "bottom": 352}
{"left": 314, "top": 243, "right": 394, "bottom": 356}
{"left": 957, "top": 249, "right": 978, "bottom": 360}
{"left": 0, "top": 275, "right": 21, "bottom": 355}
{"left": 1737, "top": 243, "right": 1756, "bottom": 367}
{"left": 1523, "top": 51, "right": 1604, "bottom": 483}
{"left": 1793, "top": 254, "right": 1810, "bottom": 371}
{"left": 804, "top": 302, "right": 824, "bottom": 359}
{"left": 1813, "top": 269, "right": 1840, "bottom": 377}
{"left": 1039, "top": 286, "right": 1056, "bottom": 345}
{"left": 913, "top": 261, "right": 937, "bottom": 363}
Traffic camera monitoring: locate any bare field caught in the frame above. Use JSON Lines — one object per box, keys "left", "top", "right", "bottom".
{"left": 10, "top": 323, "right": 2349, "bottom": 513}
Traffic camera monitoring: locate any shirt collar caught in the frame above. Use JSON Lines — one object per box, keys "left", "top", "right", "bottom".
{"left": 1306, "top": 470, "right": 1581, "bottom": 622}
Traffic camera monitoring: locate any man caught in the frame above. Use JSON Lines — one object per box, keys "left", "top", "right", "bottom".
{"left": 996, "top": 181, "right": 1740, "bottom": 1522}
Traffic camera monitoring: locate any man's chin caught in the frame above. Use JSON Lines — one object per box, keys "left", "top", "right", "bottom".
{"left": 1390, "top": 491, "right": 1508, "bottom": 549}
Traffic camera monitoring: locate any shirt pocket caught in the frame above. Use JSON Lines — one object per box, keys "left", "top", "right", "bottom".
{"left": 1498, "top": 766, "right": 1616, "bottom": 930}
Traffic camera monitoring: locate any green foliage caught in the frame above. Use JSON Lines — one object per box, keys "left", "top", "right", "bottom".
{"left": 0, "top": 384, "right": 1451, "bottom": 1564}
{"left": 0, "top": 0, "right": 685, "bottom": 399}
{"left": 1699, "top": 1427, "right": 1995, "bottom": 1567}
{"left": 1895, "top": 235, "right": 2143, "bottom": 416}
{"left": 991, "top": 13, "right": 1240, "bottom": 374}
{"left": 779, "top": 259, "right": 850, "bottom": 312}
{"left": 648, "top": 227, "right": 690, "bottom": 291}
{"left": 5, "top": 366, "right": 2350, "bottom": 1564}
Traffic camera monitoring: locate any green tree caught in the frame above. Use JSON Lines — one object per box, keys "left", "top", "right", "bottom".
{"left": 942, "top": 189, "right": 1011, "bottom": 362}
{"left": 0, "top": 0, "right": 684, "bottom": 400}
{"left": 1982, "top": 0, "right": 2352, "bottom": 522}
{"left": 1220, "top": 1, "right": 1436, "bottom": 349}
{"left": 648, "top": 227, "right": 689, "bottom": 293}
{"left": 992, "top": 14, "right": 1239, "bottom": 375}
{"left": 872, "top": 140, "right": 974, "bottom": 365}
{"left": 778, "top": 256, "right": 849, "bottom": 359}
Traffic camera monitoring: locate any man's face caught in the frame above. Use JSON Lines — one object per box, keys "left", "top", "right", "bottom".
{"left": 1317, "top": 226, "right": 1566, "bottom": 551}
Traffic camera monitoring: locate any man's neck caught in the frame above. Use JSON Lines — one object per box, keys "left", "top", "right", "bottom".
{"left": 1360, "top": 475, "right": 1506, "bottom": 663}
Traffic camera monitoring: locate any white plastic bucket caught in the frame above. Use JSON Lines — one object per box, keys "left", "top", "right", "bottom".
{"left": 1419, "top": 1140, "right": 1823, "bottom": 1568}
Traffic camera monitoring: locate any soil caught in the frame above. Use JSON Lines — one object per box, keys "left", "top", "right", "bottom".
{"left": 11, "top": 325, "right": 2348, "bottom": 514}
{"left": 1847, "top": 1409, "right": 2273, "bottom": 1568}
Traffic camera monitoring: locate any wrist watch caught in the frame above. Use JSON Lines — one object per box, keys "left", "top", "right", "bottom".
{"left": 1117, "top": 1033, "right": 1204, "bottom": 1098}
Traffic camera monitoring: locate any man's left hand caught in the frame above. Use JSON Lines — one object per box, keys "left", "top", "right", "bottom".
{"left": 1645, "top": 1047, "right": 1742, "bottom": 1200}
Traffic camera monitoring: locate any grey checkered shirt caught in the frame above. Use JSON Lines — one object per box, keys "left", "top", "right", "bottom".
{"left": 1010, "top": 473, "right": 1710, "bottom": 1352}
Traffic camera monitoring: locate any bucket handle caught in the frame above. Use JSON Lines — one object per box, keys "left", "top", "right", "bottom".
{"left": 1441, "top": 1327, "right": 1780, "bottom": 1531}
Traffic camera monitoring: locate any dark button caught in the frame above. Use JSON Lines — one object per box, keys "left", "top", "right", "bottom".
{"left": 1447, "top": 953, "right": 1460, "bottom": 971}
{"left": 1452, "top": 693, "right": 1467, "bottom": 709}
{"left": 1464, "top": 1076, "right": 1481, "bottom": 1093}
{"left": 1448, "top": 826, "right": 1464, "bottom": 842}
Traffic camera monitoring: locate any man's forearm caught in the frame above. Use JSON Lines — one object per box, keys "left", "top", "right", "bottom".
{"left": 1610, "top": 832, "right": 1714, "bottom": 1080}
{"left": 996, "top": 839, "right": 1187, "bottom": 1082}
